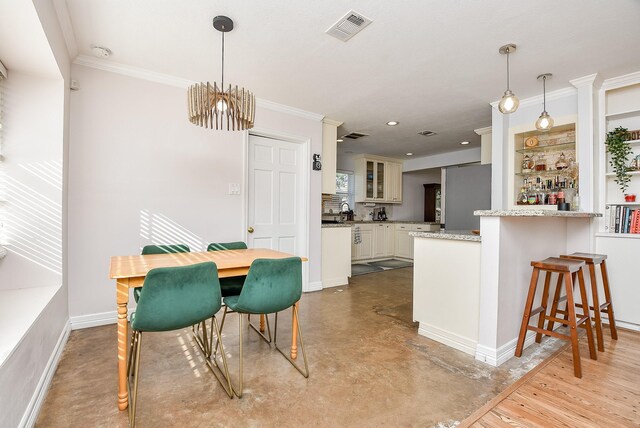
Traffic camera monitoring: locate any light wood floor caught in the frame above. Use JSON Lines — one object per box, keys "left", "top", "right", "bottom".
{"left": 461, "top": 328, "right": 640, "bottom": 427}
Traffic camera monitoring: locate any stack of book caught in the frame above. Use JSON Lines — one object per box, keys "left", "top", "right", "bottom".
{"left": 605, "top": 204, "right": 640, "bottom": 233}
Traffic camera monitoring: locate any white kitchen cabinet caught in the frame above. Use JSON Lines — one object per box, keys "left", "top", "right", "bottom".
{"left": 321, "top": 119, "right": 343, "bottom": 195}
{"left": 373, "top": 224, "right": 386, "bottom": 258}
{"left": 386, "top": 161, "right": 403, "bottom": 203}
{"left": 352, "top": 224, "right": 373, "bottom": 260}
{"left": 394, "top": 224, "right": 413, "bottom": 259}
{"left": 354, "top": 155, "right": 403, "bottom": 203}
{"left": 385, "top": 224, "right": 395, "bottom": 257}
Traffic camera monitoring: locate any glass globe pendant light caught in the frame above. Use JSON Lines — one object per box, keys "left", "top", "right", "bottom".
{"left": 535, "top": 73, "right": 554, "bottom": 132}
{"left": 498, "top": 44, "right": 519, "bottom": 114}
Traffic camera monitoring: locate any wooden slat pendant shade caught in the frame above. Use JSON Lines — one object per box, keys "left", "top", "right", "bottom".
{"left": 187, "top": 81, "right": 255, "bottom": 130}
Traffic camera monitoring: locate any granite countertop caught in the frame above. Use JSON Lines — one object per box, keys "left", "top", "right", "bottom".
{"left": 474, "top": 209, "right": 602, "bottom": 218}
{"left": 345, "top": 220, "right": 440, "bottom": 225}
{"left": 410, "top": 230, "right": 481, "bottom": 242}
{"left": 321, "top": 223, "right": 352, "bottom": 228}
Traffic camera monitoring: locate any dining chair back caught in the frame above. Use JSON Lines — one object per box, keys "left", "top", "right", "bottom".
{"left": 207, "top": 241, "right": 247, "bottom": 297}
{"left": 219, "top": 257, "right": 308, "bottom": 397}
{"left": 127, "top": 262, "right": 232, "bottom": 427}
{"left": 134, "top": 244, "right": 191, "bottom": 302}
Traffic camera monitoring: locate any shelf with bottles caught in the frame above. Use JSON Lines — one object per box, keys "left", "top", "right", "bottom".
{"left": 515, "top": 141, "right": 576, "bottom": 155}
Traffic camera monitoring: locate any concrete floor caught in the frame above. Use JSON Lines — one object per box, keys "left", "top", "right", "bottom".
{"left": 36, "top": 268, "right": 561, "bottom": 427}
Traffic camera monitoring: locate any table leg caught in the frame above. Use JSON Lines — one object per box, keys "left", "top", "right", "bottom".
{"left": 117, "top": 279, "right": 130, "bottom": 411}
{"left": 290, "top": 301, "right": 299, "bottom": 360}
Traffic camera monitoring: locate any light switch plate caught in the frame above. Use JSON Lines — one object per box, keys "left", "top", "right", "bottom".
{"left": 228, "top": 183, "right": 240, "bottom": 195}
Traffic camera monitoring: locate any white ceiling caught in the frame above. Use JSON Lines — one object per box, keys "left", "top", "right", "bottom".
{"left": 63, "top": 0, "right": 640, "bottom": 158}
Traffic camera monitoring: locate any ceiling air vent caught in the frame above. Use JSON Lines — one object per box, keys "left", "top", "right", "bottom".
{"left": 418, "top": 130, "right": 438, "bottom": 137}
{"left": 326, "top": 10, "right": 373, "bottom": 42}
{"left": 341, "top": 132, "right": 369, "bottom": 140}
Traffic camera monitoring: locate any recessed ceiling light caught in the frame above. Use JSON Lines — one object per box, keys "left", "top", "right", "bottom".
{"left": 460, "top": 141, "right": 470, "bottom": 145}
{"left": 386, "top": 121, "right": 399, "bottom": 126}
{"left": 337, "top": 139, "right": 344, "bottom": 143}
{"left": 406, "top": 152, "right": 413, "bottom": 156}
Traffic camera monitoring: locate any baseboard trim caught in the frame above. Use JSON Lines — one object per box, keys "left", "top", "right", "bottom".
{"left": 70, "top": 311, "right": 117, "bottom": 330}
{"left": 475, "top": 332, "right": 537, "bottom": 367}
{"left": 321, "top": 276, "right": 349, "bottom": 289}
{"left": 306, "top": 281, "right": 323, "bottom": 293}
{"left": 20, "top": 320, "right": 71, "bottom": 428}
{"left": 602, "top": 317, "right": 639, "bottom": 332}
{"left": 418, "top": 322, "right": 477, "bottom": 356}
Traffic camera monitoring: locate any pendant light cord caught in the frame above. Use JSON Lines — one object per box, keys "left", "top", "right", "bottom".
{"left": 506, "top": 49, "right": 510, "bottom": 91}
{"left": 543, "top": 75, "right": 546, "bottom": 112}
{"left": 221, "top": 31, "right": 225, "bottom": 91}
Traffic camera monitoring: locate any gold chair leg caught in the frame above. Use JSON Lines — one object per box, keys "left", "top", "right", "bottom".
{"left": 274, "top": 305, "right": 309, "bottom": 378}
{"left": 248, "top": 314, "right": 272, "bottom": 344}
{"left": 127, "top": 331, "right": 142, "bottom": 428}
{"left": 192, "top": 320, "right": 211, "bottom": 358}
{"left": 198, "top": 315, "right": 234, "bottom": 398}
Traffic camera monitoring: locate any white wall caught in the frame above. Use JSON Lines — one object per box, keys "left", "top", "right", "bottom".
{"left": 392, "top": 169, "right": 441, "bottom": 221}
{"left": 0, "top": 0, "right": 71, "bottom": 425}
{"left": 0, "top": 73, "right": 64, "bottom": 289}
{"left": 67, "top": 65, "right": 323, "bottom": 318}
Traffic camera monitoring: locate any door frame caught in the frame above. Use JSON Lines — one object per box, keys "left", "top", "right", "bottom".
{"left": 242, "top": 128, "right": 311, "bottom": 291}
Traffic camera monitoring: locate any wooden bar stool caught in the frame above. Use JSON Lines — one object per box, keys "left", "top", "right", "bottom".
{"left": 559, "top": 253, "right": 618, "bottom": 352}
{"left": 515, "top": 257, "right": 597, "bottom": 378}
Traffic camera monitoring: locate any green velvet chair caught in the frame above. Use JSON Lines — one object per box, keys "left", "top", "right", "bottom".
{"left": 134, "top": 244, "right": 191, "bottom": 303}
{"left": 207, "top": 241, "right": 247, "bottom": 297}
{"left": 216, "top": 257, "right": 309, "bottom": 398}
{"left": 127, "top": 262, "right": 232, "bottom": 427}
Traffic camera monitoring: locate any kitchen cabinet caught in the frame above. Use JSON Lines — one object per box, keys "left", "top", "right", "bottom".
{"left": 321, "top": 119, "right": 343, "bottom": 194}
{"left": 352, "top": 224, "right": 373, "bottom": 260}
{"left": 372, "top": 223, "right": 395, "bottom": 258}
{"left": 386, "top": 161, "right": 403, "bottom": 203}
{"left": 354, "top": 155, "right": 403, "bottom": 203}
{"left": 394, "top": 224, "right": 413, "bottom": 259}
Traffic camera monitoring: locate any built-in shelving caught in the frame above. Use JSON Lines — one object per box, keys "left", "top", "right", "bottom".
{"left": 605, "top": 170, "right": 640, "bottom": 177}
{"left": 605, "top": 108, "right": 640, "bottom": 120}
{"left": 595, "top": 232, "right": 640, "bottom": 239}
{"left": 515, "top": 141, "right": 575, "bottom": 154}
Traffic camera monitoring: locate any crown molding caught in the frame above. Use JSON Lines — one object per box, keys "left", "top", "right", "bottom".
{"left": 52, "top": 0, "right": 78, "bottom": 59}
{"left": 602, "top": 70, "right": 640, "bottom": 91}
{"left": 490, "top": 86, "right": 577, "bottom": 109}
{"left": 474, "top": 126, "right": 492, "bottom": 136}
{"left": 73, "top": 55, "right": 325, "bottom": 122}
{"left": 322, "top": 118, "right": 343, "bottom": 127}
{"left": 569, "top": 73, "right": 603, "bottom": 89}
{"left": 256, "top": 99, "right": 324, "bottom": 122}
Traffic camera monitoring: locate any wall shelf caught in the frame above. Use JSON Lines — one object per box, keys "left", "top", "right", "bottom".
{"left": 595, "top": 232, "right": 640, "bottom": 239}
{"left": 515, "top": 142, "right": 576, "bottom": 154}
{"left": 605, "top": 108, "right": 640, "bottom": 121}
{"left": 605, "top": 170, "right": 640, "bottom": 177}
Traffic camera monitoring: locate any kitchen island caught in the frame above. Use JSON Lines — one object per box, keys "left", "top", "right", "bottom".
{"left": 411, "top": 210, "right": 602, "bottom": 365}
{"left": 412, "top": 230, "right": 482, "bottom": 355}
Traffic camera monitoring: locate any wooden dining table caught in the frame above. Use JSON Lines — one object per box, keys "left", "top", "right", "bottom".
{"left": 109, "top": 248, "right": 307, "bottom": 411}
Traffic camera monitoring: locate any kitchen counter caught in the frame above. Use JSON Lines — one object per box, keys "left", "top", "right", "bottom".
{"left": 411, "top": 230, "right": 481, "bottom": 242}
{"left": 474, "top": 209, "right": 602, "bottom": 218}
{"left": 321, "top": 223, "right": 352, "bottom": 228}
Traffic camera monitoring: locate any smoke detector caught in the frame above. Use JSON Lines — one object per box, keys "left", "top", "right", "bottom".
{"left": 326, "top": 10, "right": 372, "bottom": 42}
{"left": 91, "top": 45, "right": 112, "bottom": 58}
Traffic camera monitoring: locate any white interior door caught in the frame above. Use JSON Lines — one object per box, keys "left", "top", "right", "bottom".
{"left": 247, "top": 135, "right": 304, "bottom": 256}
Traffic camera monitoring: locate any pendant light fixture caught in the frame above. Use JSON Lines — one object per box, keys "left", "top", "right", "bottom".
{"left": 498, "top": 44, "right": 519, "bottom": 114}
{"left": 535, "top": 73, "right": 554, "bottom": 132}
{"left": 187, "top": 16, "right": 255, "bottom": 130}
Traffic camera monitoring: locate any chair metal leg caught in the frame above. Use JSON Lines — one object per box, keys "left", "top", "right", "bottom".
{"left": 198, "top": 315, "right": 233, "bottom": 398}
{"left": 248, "top": 313, "right": 272, "bottom": 344}
{"left": 127, "top": 331, "right": 142, "bottom": 428}
{"left": 193, "top": 320, "right": 211, "bottom": 358}
{"left": 274, "top": 305, "right": 309, "bottom": 378}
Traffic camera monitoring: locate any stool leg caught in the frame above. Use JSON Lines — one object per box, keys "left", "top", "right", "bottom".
{"left": 535, "top": 272, "right": 552, "bottom": 343}
{"left": 587, "top": 264, "right": 605, "bottom": 352}
{"left": 564, "top": 272, "right": 582, "bottom": 378}
{"left": 546, "top": 273, "right": 564, "bottom": 334}
{"left": 577, "top": 268, "right": 597, "bottom": 360}
{"left": 600, "top": 261, "right": 618, "bottom": 340}
{"left": 516, "top": 267, "right": 540, "bottom": 358}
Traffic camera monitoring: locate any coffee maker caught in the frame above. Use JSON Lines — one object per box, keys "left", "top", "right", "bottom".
{"left": 377, "top": 207, "right": 388, "bottom": 221}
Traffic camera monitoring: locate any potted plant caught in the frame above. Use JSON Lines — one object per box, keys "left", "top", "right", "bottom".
{"left": 606, "top": 126, "right": 635, "bottom": 202}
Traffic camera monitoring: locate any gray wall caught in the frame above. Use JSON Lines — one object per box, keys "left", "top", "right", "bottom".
{"left": 444, "top": 164, "right": 491, "bottom": 230}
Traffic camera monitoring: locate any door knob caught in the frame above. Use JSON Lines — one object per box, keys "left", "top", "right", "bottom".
{"left": 247, "top": 227, "right": 254, "bottom": 234}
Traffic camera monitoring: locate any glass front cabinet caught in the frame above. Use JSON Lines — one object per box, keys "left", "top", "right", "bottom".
{"left": 355, "top": 155, "right": 403, "bottom": 203}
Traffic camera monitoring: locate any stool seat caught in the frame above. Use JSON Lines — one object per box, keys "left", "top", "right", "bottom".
{"left": 531, "top": 257, "right": 585, "bottom": 272}
{"left": 560, "top": 252, "right": 607, "bottom": 264}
